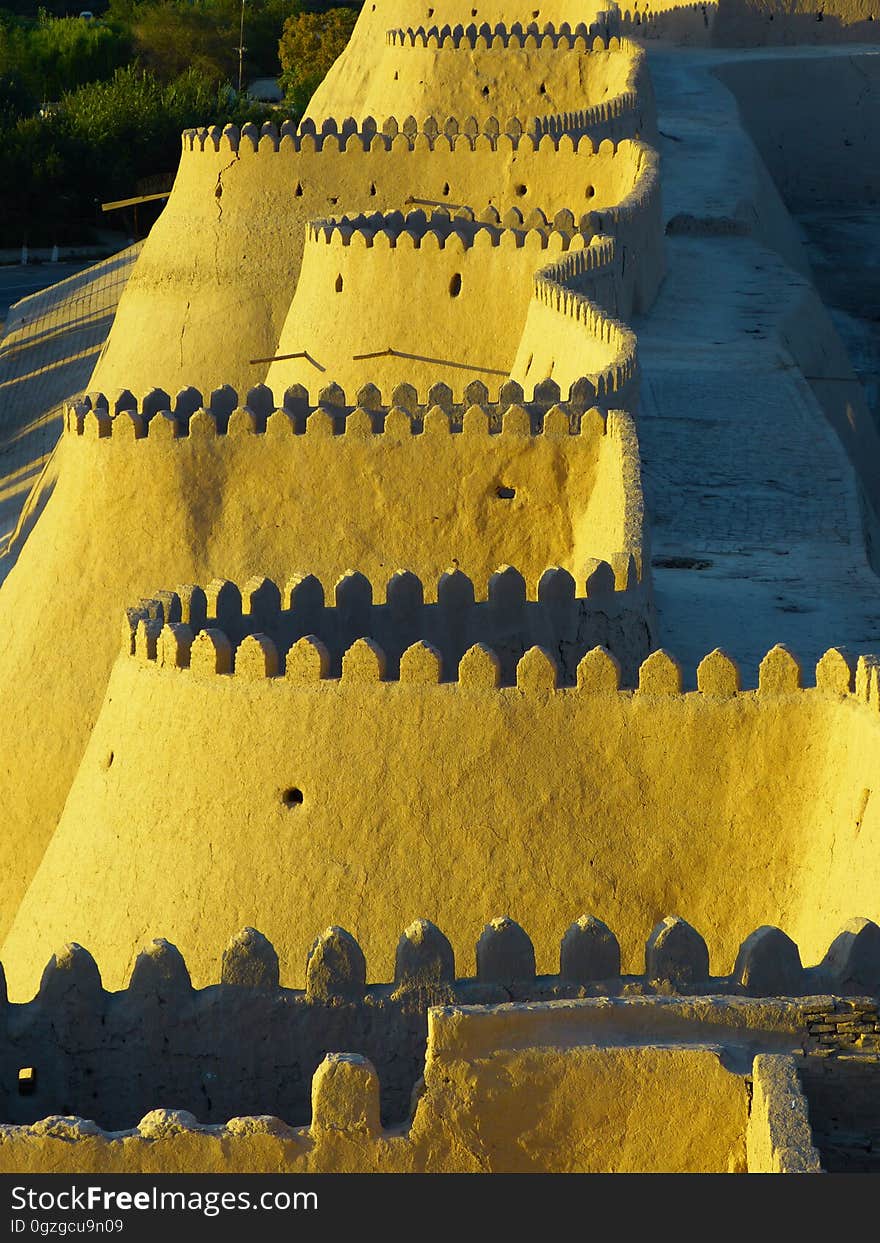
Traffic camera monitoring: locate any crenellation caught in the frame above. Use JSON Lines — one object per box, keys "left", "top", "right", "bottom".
{"left": 476, "top": 916, "right": 536, "bottom": 983}
{"left": 645, "top": 916, "right": 711, "bottom": 989}
{"left": 734, "top": 927, "right": 804, "bottom": 998}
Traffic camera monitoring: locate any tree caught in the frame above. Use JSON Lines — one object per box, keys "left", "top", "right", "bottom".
{"left": 277, "top": 6, "right": 355, "bottom": 112}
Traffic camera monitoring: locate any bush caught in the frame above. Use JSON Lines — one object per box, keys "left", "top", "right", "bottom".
{"left": 0, "top": 15, "right": 131, "bottom": 103}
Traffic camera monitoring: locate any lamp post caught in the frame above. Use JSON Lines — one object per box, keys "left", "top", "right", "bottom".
{"left": 236, "top": 0, "right": 246, "bottom": 94}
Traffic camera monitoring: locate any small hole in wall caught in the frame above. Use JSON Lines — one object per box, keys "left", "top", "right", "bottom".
{"left": 532, "top": 9, "right": 540, "bottom": 16}
{"left": 482, "top": 84, "right": 490, "bottom": 96}
{"left": 105, "top": 751, "right": 114, "bottom": 770}
{"left": 295, "top": 182, "right": 303, "bottom": 197}
{"left": 585, "top": 185, "right": 595, "bottom": 198}
{"left": 538, "top": 82, "right": 546, "bottom": 95}
{"left": 515, "top": 183, "right": 527, "bottom": 196}
{"left": 471, "top": 7, "right": 477, "bottom": 14}
{"left": 449, "top": 272, "right": 462, "bottom": 296}
{"left": 335, "top": 274, "right": 343, "bottom": 292}
{"left": 496, "top": 485, "right": 516, "bottom": 499}
{"left": 369, "top": 181, "right": 377, "bottom": 195}
{"left": 329, "top": 195, "right": 338, "bottom": 205}
{"left": 428, "top": 6, "right": 434, "bottom": 13}
{"left": 393, "top": 70, "right": 399, "bottom": 80}
{"left": 18, "top": 1067, "right": 36, "bottom": 1096}
{"left": 442, "top": 181, "right": 450, "bottom": 195}
{"left": 525, "top": 353, "right": 533, "bottom": 372}
{"left": 282, "top": 787, "right": 304, "bottom": 808}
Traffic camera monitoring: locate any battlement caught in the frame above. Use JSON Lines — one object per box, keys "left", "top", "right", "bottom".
{"left": 181, "top": 116, "right": 640, "bottom": 155}
{"left": 0, "top": 917, "right": 876, "bottom": 1170}
{"left": 6, "top": 913, "right": 880, "bottom": 1012}
{"left": 618, "top": 1, "right": 718, "bottom": 42}
{"left": 528, "top": 244, "right": 638, "bottom": 395}
{"left": 121, "top": 555, "right": 648, "bottom": 685}
{"left": 384, "top": 22, "right": 623, "bottom": 49}
{"left": 68, "top": 389, "right": 619, "bottom": 434}
{"left": 121, "top": 609, "right": 872, "bottom": 707}
{"left": 305, "top": 209, "right": 597, "bottom": 248}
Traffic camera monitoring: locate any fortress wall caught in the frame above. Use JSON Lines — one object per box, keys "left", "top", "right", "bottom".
{"left": 121, "top": 564, "right": 650, "bottom": 687}
{"left": 0, "top": 402, "right": 636, "bottom": 944}
{"left": 88, "top": 139, "right": 310, "bottom": 401}
{"left": 265, "top": 225, "right": 632, "bottom": 400}
{"left": 510, "top": 246, "right": 638, "bottom": 396}
{"left": 305, "top": 38, "right": 645, "bottom": 142}
{"left": 712, "top": 54, "right": 880, "bottom": 551}
{"left": 90, "top": 131, "right": 657, "bottom": 401}
{"left": 265, "top": 223, "right": 554, "bottom": 399}
{"left": 618, "top": 1, "right": 718, "bottom": 43}
{"left": 307, "top": 1, "right": 618, "bottom": 121}
{"left": 708, "top": 0, "right": 880, "bottom": 46}
{"left": 4, "top": 644, "right": 878, "bottom": 997}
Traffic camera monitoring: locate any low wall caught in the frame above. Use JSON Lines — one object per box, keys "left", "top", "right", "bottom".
{"left": 0, "top": 999, "right": 751, "bottom": 1173}
{"left": 747, "top": 1054, "right": 822, "bottom": 1172}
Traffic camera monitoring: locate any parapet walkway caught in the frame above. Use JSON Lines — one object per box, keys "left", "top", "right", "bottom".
{"left": 636, "top": 46, "right": 880, "bottom": 679}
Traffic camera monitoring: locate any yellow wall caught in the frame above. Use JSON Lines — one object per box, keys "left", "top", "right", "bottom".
{"left": 4, "top": 647, "right": 878, "bottom": 998}
{"left": 0, "top": 406, "right": 638, "bottom": 950}
{"left": 90, "top": 132, "right": 660, "bottom": 401}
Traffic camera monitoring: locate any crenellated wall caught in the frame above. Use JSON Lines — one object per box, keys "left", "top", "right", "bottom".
{"left": 120, "top": 560, "right": 649, "bottom": 685}
{"left": 0, "top": 916, "right": 877, "bottom": 1137}
{"left": 306, "top": 27, "right": 651, "bottom": 146}
{"left": 264, "top": 221, "right": 635, "bottom": 399}
{"left": 88, "top": 121, "right": 660, "bottom": 401}
{"left": 5, "top": 640, "right": 880, "bottom": 996}
{"left": 0, "top": 390, "right": 646, "bottom": 951}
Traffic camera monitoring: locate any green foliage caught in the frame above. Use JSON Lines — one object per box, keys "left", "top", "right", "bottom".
{"left": 0, "top": 0, "right": 361, "bottom": 244}
{"left": 0, "top": 65, "right": 279, "bottom": 244}
{"left": 0, "top": 16, "right": 131, "bottom": 101}
{"left": 277, "top": 5, "right": 355, "bottom": 112}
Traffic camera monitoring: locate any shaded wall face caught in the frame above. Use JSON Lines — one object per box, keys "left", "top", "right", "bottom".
{"left": 5, "top": 658, "right": 876, "bottom": 997}
{"left": 715, "top": 55, "right": 880, "bottom": 208}
{"left": 709, "top": 0, "right": 880, "bottom": 46}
